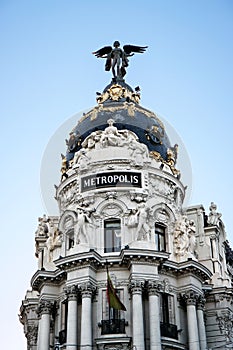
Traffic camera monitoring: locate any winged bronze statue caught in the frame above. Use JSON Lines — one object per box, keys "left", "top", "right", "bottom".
{"left": 92, "top": 41, "right": 148, "bottom": 80}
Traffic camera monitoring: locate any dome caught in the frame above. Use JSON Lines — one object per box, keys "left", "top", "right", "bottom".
{"left": 65, "top": 80, "right": 175, "bottom": 165}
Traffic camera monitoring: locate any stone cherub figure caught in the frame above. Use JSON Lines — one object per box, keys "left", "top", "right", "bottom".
{"left": 92, "top": 41, "right": 148, "bottom": 80}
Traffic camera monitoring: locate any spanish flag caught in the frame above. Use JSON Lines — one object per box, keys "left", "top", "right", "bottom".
{"left": 107, "top": 267, "right": 126, "bottom": 311}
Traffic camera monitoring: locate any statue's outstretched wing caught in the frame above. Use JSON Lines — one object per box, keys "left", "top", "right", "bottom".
{"left": 123, "top": 45, "right": 148, "bottom": 55}
{"left": 92, "top": 46, "right": 112, "bottom": 58}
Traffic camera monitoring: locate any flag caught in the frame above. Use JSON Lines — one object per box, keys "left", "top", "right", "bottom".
{"left": 107, "top": 267, "right": 126, "bottom": 311}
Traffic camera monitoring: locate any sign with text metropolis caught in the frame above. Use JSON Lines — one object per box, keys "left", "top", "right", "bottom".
{"left": 81, "top": 172, "right": 142, "bottom": 192}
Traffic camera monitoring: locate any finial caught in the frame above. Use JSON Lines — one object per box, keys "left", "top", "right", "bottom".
{"left": 92, "top": 42, "right": 148, "bottom": 80}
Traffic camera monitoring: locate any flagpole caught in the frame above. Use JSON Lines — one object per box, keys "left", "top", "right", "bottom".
{"left": 105, "top": 260, "right": 111, "bottom": 323}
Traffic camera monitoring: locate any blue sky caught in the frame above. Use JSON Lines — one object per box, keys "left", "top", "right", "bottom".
{"left": 0, "top": 1, "right": 233, "bottom": 349}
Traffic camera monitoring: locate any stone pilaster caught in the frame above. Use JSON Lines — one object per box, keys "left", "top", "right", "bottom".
{"left": 129, "top": 280, "right": 145, "bottom": 350}
{"left": 80, "top": 283, "right": 95, "bottom": 350}
{"left": 197, "top": 296, "right": 207, "bottom": 350}
{"left": 64, "top": 285, "right": 78, "bottom": 350}
{"left": 182, "top": 291, "right": 200, "bottom": 350}
{"left": 37, "top": 300, "right": 53, "bottom": 350}
{"left": 148, "top": 281, "right": 161, "bottom": 350}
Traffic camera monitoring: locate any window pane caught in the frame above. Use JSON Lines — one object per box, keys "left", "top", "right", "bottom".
{"left": 104, "top": 219, "right": 121, "bottom": 252}
{"left": 155, "top": 224, "right": 166, "bottom": 251}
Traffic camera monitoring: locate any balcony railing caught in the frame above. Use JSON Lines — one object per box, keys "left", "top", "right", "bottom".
{"left": 160, "top": 322, "right": 178, "bottom": 339}
{"left": 100, "top": 319, "right": 126, "bottom": 335}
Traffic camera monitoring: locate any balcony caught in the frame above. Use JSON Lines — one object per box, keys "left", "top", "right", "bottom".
{"left": 100, "top": 319, "right": 126, "bottom": 335}
{"left": 160, "top": 322, "right": 178, "bottom": 339}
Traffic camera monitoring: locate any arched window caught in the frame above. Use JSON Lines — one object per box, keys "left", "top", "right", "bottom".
{"left": 104, "top": 218, "right": 121, "bottom": 253}
{"left": 154, "top": 223, "right": 166, "bottom": 251}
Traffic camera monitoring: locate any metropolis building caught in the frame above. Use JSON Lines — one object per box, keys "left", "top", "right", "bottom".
{"left": 19, "top": 44, "right": 233, "bottom": 350}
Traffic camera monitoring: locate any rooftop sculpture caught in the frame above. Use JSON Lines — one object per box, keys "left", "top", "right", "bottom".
{"left": 93, "top": 41, "right": 148, "bottom": 80}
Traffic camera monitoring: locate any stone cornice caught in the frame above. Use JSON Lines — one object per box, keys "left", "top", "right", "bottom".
{"left": 31, "top": 269, "right": 66, "bottom": 291}
{"left": 159, "top": 259, "right": 212, "bottom": 283}
{"left": 54, "top": 248, "right": 169, "bottom": 272}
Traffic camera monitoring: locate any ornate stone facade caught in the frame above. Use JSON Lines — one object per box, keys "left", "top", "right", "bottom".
{"left": 20, "top": 76, "right": 233, "bottom": 350}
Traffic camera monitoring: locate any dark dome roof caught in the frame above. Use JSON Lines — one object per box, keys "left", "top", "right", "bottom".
{"left": 66, "top": 81, "right": 172, "bottom": 162}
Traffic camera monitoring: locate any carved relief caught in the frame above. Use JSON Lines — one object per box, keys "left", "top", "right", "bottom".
{"left": 101, "top": 203, "right": 123, "bottom": 218}
{"left": 59, "top": 180, "right": 77, "bottom": 211}
{"left": 26, "top": 324, "right": 38, "bottom": 346}
{"left": 129, "top": 190, "right": 148, "bottom": 203}
{"left": 149, "top": 174, "right": 176, "bottom": 202}
{"left": 72, "top": 120, "right": 150, "bottom": 168}
{"left": 216, "top": 311, "right": 233, "bottom": 340}
{"left": 154, "top": 208, "right": 169, "bottom": 225}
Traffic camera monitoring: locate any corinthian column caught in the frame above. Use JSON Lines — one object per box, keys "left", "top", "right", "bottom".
{"left": 183, "top": 292, "right": 200, "bottom": 350}
{"left": 37, "top": 300, "right": 53, "bottom": 350}
{"left": 65, "top": 285, "right": 78, "bottom": 350}
{"left": 80, "top": 283, "right": 95, "bottom": 350}
{"left": 148, "top": 281, "right": 161, "bottom": 350}
{"left": 197, "top": 296, "right": 207, "bottom": 350}
{"left": 129, "top": 280, "right": 145, "bottom": 350}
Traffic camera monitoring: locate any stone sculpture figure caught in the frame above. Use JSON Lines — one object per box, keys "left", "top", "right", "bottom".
{"left": 100, "top": 119, "right": 121, "bottom": 147}
{"left": 135, "top": 204, "right": 151, "bottom": 241}
{"left": 127, "top": 209, "right": 139, "bottom": 228}
{"left": 45, "top": 222, "right": 62, "bottom": 262}
{"left": 74, "top": 208, "right": 93, "bottom": 245}
{"left": 207, "top": 202, "right": 222, "bottom": 226}
{"left": 36, "top": 214, "right": 50, "bottom": 236}
{"left": 174, "top": 216, "right": 197, "bottom": 260}
{"left": 93, "top": 41, "right": 148, "bottom": 80}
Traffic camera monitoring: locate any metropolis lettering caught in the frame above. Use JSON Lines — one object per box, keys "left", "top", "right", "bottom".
{"left": 81, "top": 172, "right": 142, "bottom": 192}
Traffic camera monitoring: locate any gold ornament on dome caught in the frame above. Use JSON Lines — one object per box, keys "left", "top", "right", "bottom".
{"left": 96, "top": 84, "right": 141, "bottom": 104}
{"left": 109, "top": 84, "right": 124, "bottom": 101}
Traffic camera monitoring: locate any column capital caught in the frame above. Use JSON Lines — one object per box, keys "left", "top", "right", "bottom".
{"left": 197, "top": 295, "right": 206, "bottom": 310}
{"left": 181, "top": 290, "right": 199, "bottom": 306}
{"left": 128, "top": 280, "right": 144, "bottom": 294}
{"left": 79, "top": 282, "right": 96, "bottom": 298}
{"left": 37, "top": 299, "right": 54, "bottom": 317}
{"left": 147, "top": 280, "right": 160, "bottom": 296}
{"left": 64, "top": 284, "right": 78, "bottom": 300}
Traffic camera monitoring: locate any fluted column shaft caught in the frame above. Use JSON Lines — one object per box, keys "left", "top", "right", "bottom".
{"left": 130, "top": 281, "right": 144, "bottom": 350}
{"left": 197, "top": 298, "right": 207, "bottom": 350}
{"left": 148, "top": 282, "right": 161, "bottom": 350}
{"left": 80, "top": 284, "right": 93, "bottom": 350}
{"left": 65, "top": 286, "right": 78, "bottom": 350}
{"left": 37, "top": 300, "right": 52, "bottom": 350}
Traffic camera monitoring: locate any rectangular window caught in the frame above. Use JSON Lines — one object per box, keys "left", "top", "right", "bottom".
{"left": 160, "top": 293, "right": 177, "bottom": 339}
{"left": 155, "top": 224, "right": 166, "bottom": 251}
{"left": 101, "top": 289, "right": 126, "bottom": 335}
{"left": 59, "top": 300, "right": 68, "bottom": 345}
{"left": 102, "top": 289, "right": 123, "bottom": 320}
{"left": 160, "top": 293, "right": 175, "bottom": 324}
{"left": 104, "top": 219, "right": 121, "bottom": 253}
